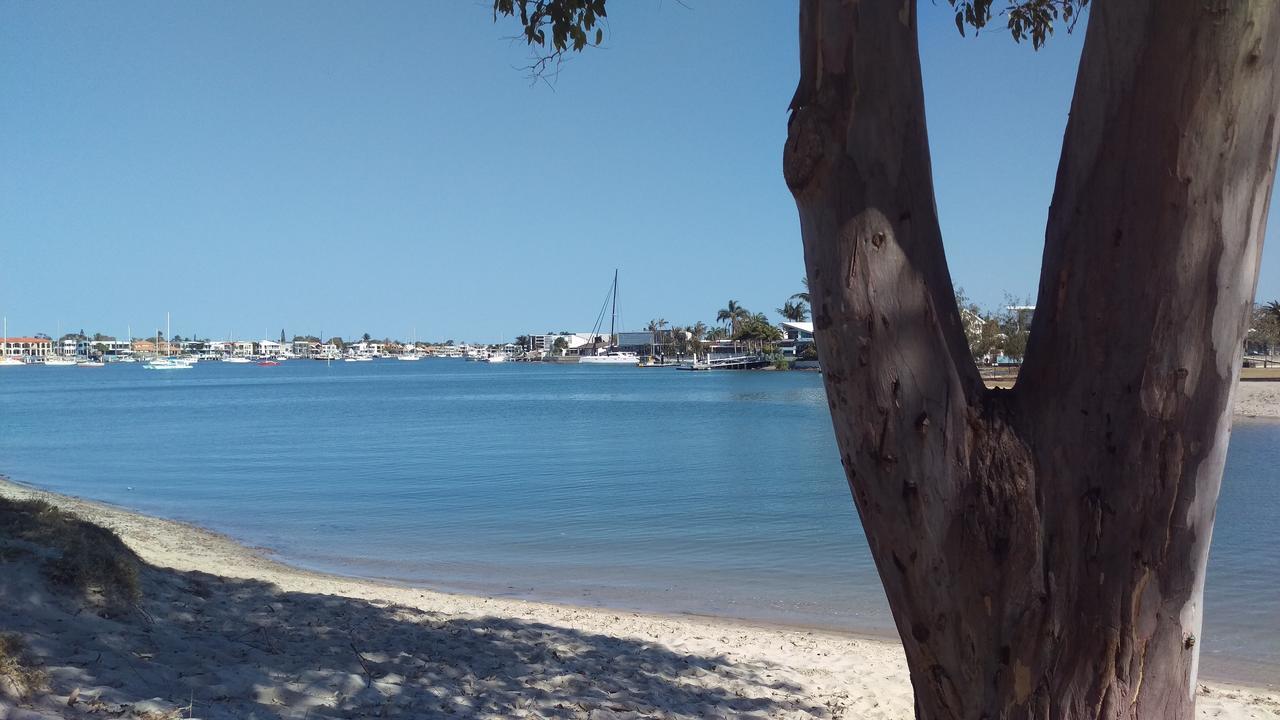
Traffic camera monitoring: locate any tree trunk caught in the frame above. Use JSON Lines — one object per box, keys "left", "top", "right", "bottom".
{"left": 783, "top": 1, "right": 1280, "bottom": 718}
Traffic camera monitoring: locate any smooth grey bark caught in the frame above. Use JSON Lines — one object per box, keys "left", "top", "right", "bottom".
{"left": 783, "top": 1, "right": 1280, "bottom": 718}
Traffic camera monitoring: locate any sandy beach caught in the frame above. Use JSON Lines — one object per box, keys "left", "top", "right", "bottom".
{"left": 1, "top": 478, "right": 1277, "bottom": 719}
{"left": 1237, "top": 381, "right": 1280, "bottom": 418}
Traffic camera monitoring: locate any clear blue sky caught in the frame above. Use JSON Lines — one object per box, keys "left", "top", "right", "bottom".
{"left": 2, "top": 2, "right": 1277, "bottom": 342}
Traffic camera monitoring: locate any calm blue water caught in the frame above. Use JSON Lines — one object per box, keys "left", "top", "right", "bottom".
{"left": 0, "top": 361, "right": 1276, "bottom": 682}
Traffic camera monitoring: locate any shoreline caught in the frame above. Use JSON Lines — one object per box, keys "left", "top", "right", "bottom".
{"left": 2, "top": 477, "right": 1278, "bottom": 719}
{"left": 1236, "top": 380, "right": 1280, "bottom": 418}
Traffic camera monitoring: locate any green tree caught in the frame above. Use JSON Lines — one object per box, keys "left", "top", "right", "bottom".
{"left": 789, "top": 277, "right": 810, "bottom": 305}
{"left": 715, "top": 300, "right": 749, "bottom": 336}
{"left": 1247, "top": 302, "right": 1280, "bottom": 356}
{"left": 776, "top": 299, "right": 809, "bottom": 323}
{"left": 552, "top": 336, "right": 568, "bottom": 355}
{"left": 669, "top": 326, "right": 689, "bottom": 357}
{"left": 496, "top": 1, "right": 1280, "bottom": 715}
{"left": 687, "top": 321, "right": 708, "bottom": 357}
{"left": 732, "top": 312, "right": 783, "bottom": 345}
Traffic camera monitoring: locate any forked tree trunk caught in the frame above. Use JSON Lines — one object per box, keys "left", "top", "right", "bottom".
{"left": 783, "top": 1, "right": 1280, "bottom": 718}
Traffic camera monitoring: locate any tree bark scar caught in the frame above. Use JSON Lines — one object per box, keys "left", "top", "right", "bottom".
{"left": 783, "top": 106, "right": 826, "bottom": 195}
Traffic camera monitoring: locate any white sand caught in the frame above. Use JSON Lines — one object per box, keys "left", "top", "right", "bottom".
{"left": 1236, "top": 382, "right": 1280, "bottom": 418}
{"left": 0, "top": 479, "right": 1277, "bottom": 719}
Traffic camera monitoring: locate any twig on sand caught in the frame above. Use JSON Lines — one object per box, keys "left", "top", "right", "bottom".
{"left": 349, "top": 640, "right": 378, "bottom": 687}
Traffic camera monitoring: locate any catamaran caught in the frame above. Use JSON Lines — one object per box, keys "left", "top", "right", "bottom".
{"left": 579, "top": 270, "right": 639, "bottom": 365}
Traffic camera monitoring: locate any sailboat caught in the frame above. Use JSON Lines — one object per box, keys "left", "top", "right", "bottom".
{"left": 144, "top": 313, "right": 193, "bottom": 370}
{"left": 117, "top": 324, "right": 137, "bottom": 362}
{"left": 43, "top": 319, "right": 77, "bottom": 363}
{"left": 397, "top": 328, "right": 422, "bottom": 360}
{"left": 579, "top": 270, "right": 639, "bottom": 365}
{"left": 0, "top": 317, "right": 26, "bottom": 366}
{"left": 224, "top": 330, "right": 251, "bottom": 362}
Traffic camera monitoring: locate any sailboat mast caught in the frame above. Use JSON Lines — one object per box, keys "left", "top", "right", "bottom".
{"left": 609, "top": 269, "right": 617, "bottom": 346}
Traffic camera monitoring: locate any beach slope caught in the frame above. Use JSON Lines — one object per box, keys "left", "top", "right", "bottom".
{"left": 0, "top": 478, "right": 1276, "bottom": 719}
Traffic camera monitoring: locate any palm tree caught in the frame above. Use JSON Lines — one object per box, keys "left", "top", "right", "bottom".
{"left": 777, "top": 300, "right": 809, "bottom": 322}
{"left": 716, "top": 301, "right": 751, "bottom": 335}
{"left": 716, "top": 301, "right": 739, "bottom": 333}
{"left": 688, "top": 321, "right": 708, "bottom": 357}
{"left": 1266, "top": 300, "right": 1280, "bottom": 322}
{"left": 790, "top": 277, "right": 810, "bottom": 305}
{"left": 645, "top": 318, "right": 669, "bottom": 332}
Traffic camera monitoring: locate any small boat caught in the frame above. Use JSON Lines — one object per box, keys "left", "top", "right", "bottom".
{"left": 144, "top": 357, "right": 193, "bottom": 371}
{"left": 224, "top": 356, "right": 252, "bottom": 364}
{"left": 44, "top": 357, "right": 78, "bottom": 367}
{"left": 483, "top": 353, "right": 508, "bottom": 363}
{"left": 257, "top": 360, "right": 280, "bottom": 366}
{"left": 636, "top": 355, "right": 680, "bottom": 368}
{"left": 677, "top": 354, "right": 771, "bottom": 371}
{"left": 76, "top": 360, "right": 105, "bottom": 368}
{"left": 580, "top": 351, "right": 639, "bottom": 365}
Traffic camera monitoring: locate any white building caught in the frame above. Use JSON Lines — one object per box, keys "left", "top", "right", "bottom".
{"left": 77, "top": 338, "right": 133, "bottom": 357}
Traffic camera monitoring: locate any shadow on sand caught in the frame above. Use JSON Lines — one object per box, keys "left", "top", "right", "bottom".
{"left": 1, "top": 551, "right": 828, "bottom": 719}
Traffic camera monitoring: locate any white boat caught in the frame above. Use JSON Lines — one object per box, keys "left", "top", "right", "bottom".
{"left": 76, "top": 360, "right": 105, "bottom": 368}
{"left": 580, "top": 351, "right": 639, "bottom": 364}
{"left": 225, "top": 356, "right": 252, "bottom": 364}
{"left": 483, "top": 353, "right": 508, "bottom": 363}
{"left": 1, "top": 317, "right": 26, "bottom": 366}
{"left": 144, "top": 357, "right": 192, "bottom": 371}
{"left": 577, "top": 270, "right": 639, "bottom": 366}
{"left": 144, "top": 313, "right": 193, "bottom": 371}
{"left": 44, "top": 356, "right": 78, "bottom": 367}
{"left": 677, "top": 354, "right": 770, "bottom": 371}
{"left": 398, "top": 328, "right": 422, "bottom": 360}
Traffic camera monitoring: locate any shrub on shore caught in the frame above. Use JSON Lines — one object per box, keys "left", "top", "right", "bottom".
{"left": 0, "top": 497, "right": 141, "bottom": 609}
{"left": 0, "top": 633, "right": 47, "bottom": 700}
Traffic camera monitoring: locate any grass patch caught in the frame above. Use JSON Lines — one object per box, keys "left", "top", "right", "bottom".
{"left": 0, "top": 633, "right": 47, "bottom": 700}
{"left": 0, "top": 497, "right": 141, "bottom": 609}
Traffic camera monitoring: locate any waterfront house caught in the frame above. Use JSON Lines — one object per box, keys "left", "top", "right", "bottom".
{"left": 255, "top": 339, "right": 285, "bottom": 356}
{"left": 1, "top": 336, "right": 52, "bottom": 359}
{"left": 132, "top": 339, "right": 158, "bottom": 355}
{"left": 77, "top": 338, "right": 133, "bottom": 358}
{"left": 778, "top": 321, "right": 815, "bottom": 357}
{"left": 292, "top": 339, "right": 320, "bottom": 358}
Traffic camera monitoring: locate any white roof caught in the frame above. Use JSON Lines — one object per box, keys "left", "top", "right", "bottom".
{"left": 780, "top": 321, "right": 814, "bottom": 333}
